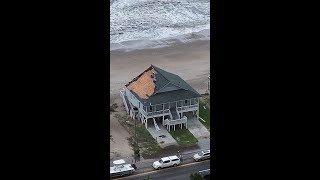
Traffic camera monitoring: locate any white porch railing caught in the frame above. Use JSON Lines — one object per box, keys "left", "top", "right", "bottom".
{"left": 119, "top": 89, "right": 129, "bottom": 113}
{"left": 163, "top": 116, "right": 187, "bottom": 126}
{"left": 153, "top": 118, "right": 161, "bottom": 131}
{"left": 141, "top": 109, "right": 170, "bottom": 117}
{"left": 177, "top": 104, "right": 198, "bottom": 112}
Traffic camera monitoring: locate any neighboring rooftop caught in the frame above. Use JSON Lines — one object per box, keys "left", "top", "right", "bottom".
{"left": 126, "top": 65, "right": 201, "bottom": 106}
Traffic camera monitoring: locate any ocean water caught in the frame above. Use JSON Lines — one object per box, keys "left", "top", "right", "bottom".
{"left": 110, "top": 0, "right": 210, "bottom": 51}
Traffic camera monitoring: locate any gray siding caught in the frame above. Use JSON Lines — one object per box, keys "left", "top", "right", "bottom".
{"left": 125, "top": 87, "right": 139, "bottom": 108}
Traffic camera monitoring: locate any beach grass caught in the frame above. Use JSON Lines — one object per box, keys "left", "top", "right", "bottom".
{"left": 199, "top": 97, "right": 210, "bottom": 130}
{"left": 135, "top": 125, "right": 161, "bottom": 154}
{"left": 115, "top": 114, "right": 161, "bottom": 156}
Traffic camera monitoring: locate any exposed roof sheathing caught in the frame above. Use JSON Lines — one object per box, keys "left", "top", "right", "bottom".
{"left": 125, "top": 65, "right": 201, "bottom": 105}
{"left": 126, "top": 68, "right": 155, "bottom": 99}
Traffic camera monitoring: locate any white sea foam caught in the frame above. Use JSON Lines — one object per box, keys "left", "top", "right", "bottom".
{"left": 110, "top": 29, "right": 210, "bottom": 52}
{"left": 110, "top": 0, "right": 210, "bottom": 51}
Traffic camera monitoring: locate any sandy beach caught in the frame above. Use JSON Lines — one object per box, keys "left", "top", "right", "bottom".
{"left": 110, "top": 40, "right": 210, "bottom": 97}
{"left": 110, "top": 40, "right": 210, "bottom": 159}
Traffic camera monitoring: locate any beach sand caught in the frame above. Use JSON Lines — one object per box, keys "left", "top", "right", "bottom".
{"left": 110, "top": 40, "right": 210, "bottom": 96}
{"left": 110, "top": 40, "right": 210, "bottom": 159}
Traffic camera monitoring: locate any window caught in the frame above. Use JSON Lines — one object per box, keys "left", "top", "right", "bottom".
{"left": 185, "top": 100, "right": 188, "bottom": 105}
{"left": 171, "top": 159, "right": 179, "bottom": 162}
{"left": 159, "top": 160, "right": 163, "bottom": 163}
{"left": 163, "top": 160, "right": 170, "bottom": 163}
{"left": 150, "top": 106, "right": 152, "bottom": 111}
{"left": 139, "top": 102, "right": 140, "bottom": 108}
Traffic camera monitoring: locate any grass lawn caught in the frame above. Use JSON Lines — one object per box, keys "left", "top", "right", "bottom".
{"left": 199, "top": 100, "right": 210, "bottom": 130}
{"left": 169, "top": 128, "right": 198, "bottom": 145}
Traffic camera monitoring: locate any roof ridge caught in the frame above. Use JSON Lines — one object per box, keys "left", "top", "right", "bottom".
{"left": 151, "top": 65, "right": 170, "bottom": 82}
{"left": 151, "top": 65, "right": 200, "bottom": 95}
{"left": 151, "top": 65, "right": 184, "bottom": 88}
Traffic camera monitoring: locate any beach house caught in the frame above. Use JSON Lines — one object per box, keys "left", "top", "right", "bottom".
{"left": 120, "top": 65, "right": 201, "bottom": 132}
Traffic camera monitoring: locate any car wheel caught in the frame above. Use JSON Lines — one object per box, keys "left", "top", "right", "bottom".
{"left": 157, "top": 167, "right": 161, "bottom": 170}
{"left": 174, "top": 164, "right": 177, "bottom": 167}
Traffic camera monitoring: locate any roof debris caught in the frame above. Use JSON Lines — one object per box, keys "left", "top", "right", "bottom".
{"left": 126, "top": 67, "right": 155, "bottom": 99}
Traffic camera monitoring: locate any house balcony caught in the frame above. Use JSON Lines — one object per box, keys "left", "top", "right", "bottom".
{"left": 163, "top": 116, "right": 187, "bottom": 126}
{"left": 119, "top": 89, "right": 129, "bottom": 113}
{"left": 141, "top": 109, "right": 171, "bottom": 118}
{"left": 176, "top": 104, "right": 198, "bottom": 113}
{"left": 140, "top": 104, "right": 198, "bottom": 119}
{"left": 163, "top": 116, "right": 188, "bottom": 132}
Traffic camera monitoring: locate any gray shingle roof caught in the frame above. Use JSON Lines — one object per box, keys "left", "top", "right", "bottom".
{"left": 152, "top": 65, "right": 200, "bottom": 95}
{"left": 128, "top": 65, "right": 201, "bottom": 106}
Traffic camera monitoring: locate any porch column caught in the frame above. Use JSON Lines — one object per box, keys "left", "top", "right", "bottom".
{"left": 162, "top": 115, "right": 164, "bottom": 126}
{"left": 145, "top": 118, "right": 147, "bottom": 128}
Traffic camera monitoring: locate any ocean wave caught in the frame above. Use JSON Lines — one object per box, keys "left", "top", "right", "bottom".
{"left": 110, "top": 29, "right": 210, "bottom": 52}
{"left": 110, "top": 0, "right": 210, "bottom": 44}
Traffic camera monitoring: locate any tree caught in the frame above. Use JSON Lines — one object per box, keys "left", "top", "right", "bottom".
{"left": 190, "top": 172, "right": 203, "bottom": 180}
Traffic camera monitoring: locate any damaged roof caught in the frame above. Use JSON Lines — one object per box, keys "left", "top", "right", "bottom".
{"left": 126, "top": 65, "right": 201, "bottom": 105}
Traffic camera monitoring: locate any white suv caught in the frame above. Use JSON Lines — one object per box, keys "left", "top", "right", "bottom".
{"left": 193, "top": 150, "right": 210, "bottom": 161}
{"left": 152, "top": 155, "right": 180, "bottom": 170}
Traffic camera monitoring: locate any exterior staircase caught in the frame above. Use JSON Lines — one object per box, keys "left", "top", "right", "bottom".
{"left": 153, "top": 117, "right": 161, "bottom": 131}
{"left": 170, "top": 107, "right": 180, "bottom": 120}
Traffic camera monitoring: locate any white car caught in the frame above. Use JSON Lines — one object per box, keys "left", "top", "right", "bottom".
{"left": 152, "top": 155, "right": 180, "bottom": 170}
{"left": 193, "top": 150, "right": 210, "bottom": 162}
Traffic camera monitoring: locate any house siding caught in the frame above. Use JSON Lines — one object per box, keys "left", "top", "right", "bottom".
{"left": 125, "top": 87, "right": 140, "bottom": 108}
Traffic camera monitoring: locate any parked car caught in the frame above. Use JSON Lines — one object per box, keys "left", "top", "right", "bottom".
{"left": 110, "top": 159, "right": 135, "bottom": 178}
{"left": 152, "top": 155, "right": 180, "bottom": 170}
{"left": 193, "top": 150, "right": 210, "bottom": 161}
{"left": 199, "top": 169, "right": 210, "bottom": 179}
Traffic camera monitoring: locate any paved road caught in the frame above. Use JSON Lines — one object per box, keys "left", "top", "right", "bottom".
{"left": 114, "top": 160, "right": 210, "bottom": 180}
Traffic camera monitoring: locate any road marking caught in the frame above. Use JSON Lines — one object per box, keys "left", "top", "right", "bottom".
{"left": 114, "top": 160, "right": 209, "bottom": 180}
{"left": 199, "top": 169, "right": 210, "bottom": 173}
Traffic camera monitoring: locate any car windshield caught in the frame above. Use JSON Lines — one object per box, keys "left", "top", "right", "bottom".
{"left": 159, "top": 160, "right": 163, "bottom": 163}
{"left": 198, "top": 152, "right": 204, "bottom": 156}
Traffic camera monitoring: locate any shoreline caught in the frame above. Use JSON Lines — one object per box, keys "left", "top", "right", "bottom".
{"left": 110, "top": 29, "right": 210, "bottom": 52}
{"left": 110, "top": 39, "right": 210, "bottom": 101}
